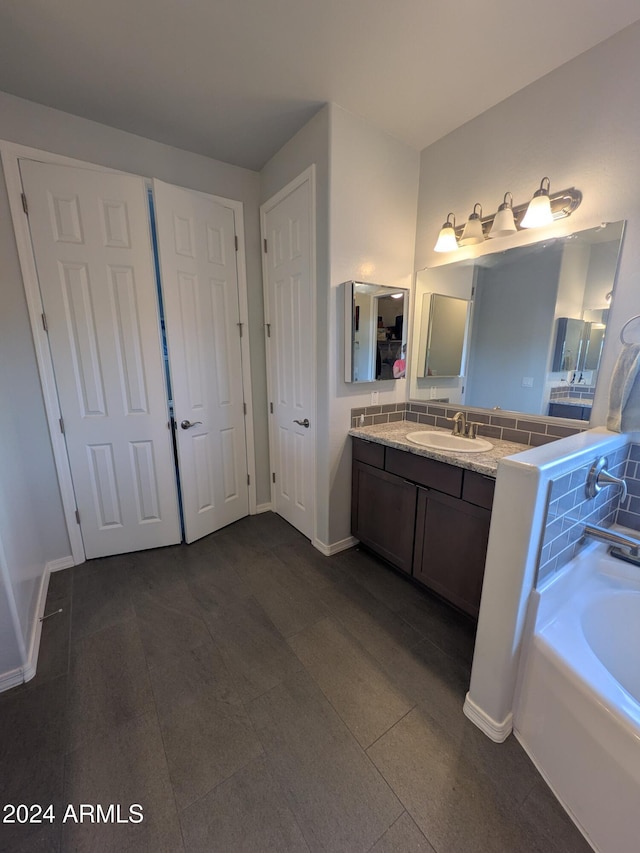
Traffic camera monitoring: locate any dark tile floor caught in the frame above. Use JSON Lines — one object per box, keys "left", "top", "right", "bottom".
{"left": 0, "top": 513, "right": 591, "bottom": 852}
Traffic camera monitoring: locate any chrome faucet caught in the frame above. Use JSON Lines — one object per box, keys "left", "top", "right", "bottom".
{"left": 583, "top": 523, "right": 640, "bottom": 562}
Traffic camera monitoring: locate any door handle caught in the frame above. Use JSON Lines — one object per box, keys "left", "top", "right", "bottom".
{"left": 180, "top": 420, "right": 203, "bottom": 430}
{"left": 293, "top": 418, "right": 310, "bottom": 428}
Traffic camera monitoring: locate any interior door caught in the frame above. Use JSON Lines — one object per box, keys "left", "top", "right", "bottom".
{"left": 20, "top": 159, "right": 181, "bottom": 559}
{"left": 262, "top": 174, "right": 315, "bottom": 539}
{"left": 153, "top": 180, "right": 249, "bottom": 542}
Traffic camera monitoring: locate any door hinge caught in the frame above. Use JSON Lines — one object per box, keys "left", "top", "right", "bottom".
{"left": 75, "top": 509, "right": 81, "bottom": 525}
{"left": 21, "top": 193, "right": 28, "bottom": 215}
{"left": 237, "top": 322, "right": 243, "bottom": 338}
{"left": 270, "top": 402, "right": 273, "bottom": 414}
{"left": 59, "top": 417, "right": 64, "bottom": 434}
{"left": 243, "top": 402, "right": 247, "bottom": 415}
{"left": 265, "top": 323, "right": 271, "bottom": 338}
{"left": 247, "top": 474, "right": 250, "bottom": 486}
{"left": 41, "top": 313, "right": 48, "bottom": 332}
{"left": 263, "top": 238, "right": 268, "bottom": 253}
{"left": 235, "top": 235, "right": 239, "bottom": 251}
{"left": 272, "top": 472, "right": 276, "bottom": 483}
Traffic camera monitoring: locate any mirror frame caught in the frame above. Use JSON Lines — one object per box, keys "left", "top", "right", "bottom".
{"left": 344, "top": 280, "right": 410, "bottom": 383}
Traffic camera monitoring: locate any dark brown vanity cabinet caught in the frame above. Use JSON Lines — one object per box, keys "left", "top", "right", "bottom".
{"left": 413, "top": 487, "right": 491, "bottom": 618}
{"left": 351, "top": 438, "right": 495, "bottom": 617}
{"left": 351, "top": 461, "right": 417, "bottom": 573}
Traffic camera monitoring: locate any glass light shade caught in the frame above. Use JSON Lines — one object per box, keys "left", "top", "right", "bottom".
{"left": 459, "top": 218, "right": 484, "bottom": 246}
{"left": 488, "top": 194, "right": 517, "bottom": 238}
{"left": 521, "top": 193, "right": 553, "bottom": 228}
{"left": 459, "top": 203, "right": 484, "bottom": 246}
{"left": 434, "top": 215, "right": 458, "bottom": 252}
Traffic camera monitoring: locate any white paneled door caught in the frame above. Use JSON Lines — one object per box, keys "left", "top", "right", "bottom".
{"left": 20, "top": 159, "right": 181, "bottom": 558}
{"left": 262, "top": 172, "right": 315, "bottom": 540}
{"left": 153, "top": 181, "right": 249, "bottom": 542}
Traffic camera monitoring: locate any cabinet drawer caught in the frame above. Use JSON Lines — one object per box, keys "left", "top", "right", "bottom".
{"left": 462, "top": 470, "right": 495, "bottom": 510}
{"left": 385, "top": 446, "right": 462, "bottom": 497}
{"left": 352, "top": 437, "right": 385, "bottom": 469}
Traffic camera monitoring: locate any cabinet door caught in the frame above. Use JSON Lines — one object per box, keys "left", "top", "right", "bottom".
{"left": 413, "top": 487, "right": 490, "bottom": 617}
{"left": 351, "top": 461, "right": 417, "bottom": 573}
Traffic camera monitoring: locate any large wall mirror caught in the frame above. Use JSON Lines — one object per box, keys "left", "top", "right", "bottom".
{"left": 344, "top": 281, "right": 409, "bottom": 382}
{"left": 409, "top": 221, "right": 625, "bottom": 421}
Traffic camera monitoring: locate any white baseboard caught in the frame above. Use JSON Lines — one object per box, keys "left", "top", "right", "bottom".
{"left": 463, "top": 692, "right": 513, "bottom": 742}
{"left": 47, "top": 555, "right": 75, "bottom": 573}
{"left": 0, "top": 561, "right": 53, "bottom": 692}
{"left": 22, "top": 563, "right": 52, "bottom": 683}
{"left": 255, "top": 502, "right": 273, "bottom": 514}
{"left": 313, "top": 535, "right": 358, "bottom": 556}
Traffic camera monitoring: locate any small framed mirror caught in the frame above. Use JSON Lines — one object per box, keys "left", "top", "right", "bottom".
{"left": 418, "top": 293, "right": 471, "bottom": 378}
{"left": 344, "top": 281, "right": 409, "bottom": 382}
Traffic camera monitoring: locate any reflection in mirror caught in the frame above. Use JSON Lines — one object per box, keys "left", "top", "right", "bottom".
{"left": 419, "top": 293, "right": 471, "bottom": 378}
{"left": 344, "top": 281, "right": 409, "bottom": 382}
{"left": 409, "top": 221, "right": 625, "bottom": 422}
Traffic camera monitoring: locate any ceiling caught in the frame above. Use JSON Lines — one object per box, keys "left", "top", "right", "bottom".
{"left": 1, "top": 1, "right": 639, "bottom": 171}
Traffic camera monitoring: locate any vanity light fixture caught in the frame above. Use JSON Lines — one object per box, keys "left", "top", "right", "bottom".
{"left": 459, "top": 203, "right": 485, "bottom": 246}
{"left": 435, "top": 181, "right": 582, "bottom": 251}
{"left": 521, "top": 177, "right": 553, "bottom": 228}
{"left": 433, "top": 212, "right": 459, "bottom": 252}
{"left": 488, "top": 192, "right": 517, "bottom": 238}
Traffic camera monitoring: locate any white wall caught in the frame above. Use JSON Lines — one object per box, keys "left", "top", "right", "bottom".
{"left": 414, "top": 21, "right": 640, "bottom": 428}
{"left": 327, "top": 104, "right": 419, "bottom": 547}
{"left": 260, "top": 103, "right": 419, "bottom": 549}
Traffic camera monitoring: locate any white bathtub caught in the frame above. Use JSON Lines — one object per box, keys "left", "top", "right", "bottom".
{"left": 514, "top": 539, "right": 640, "bottom": 853}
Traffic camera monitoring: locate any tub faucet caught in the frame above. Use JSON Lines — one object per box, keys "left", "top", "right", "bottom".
{"left": 585, "top": 457, "right": 628, "bottom": 504}
{"left": 583, "top": 523, "right": 640, "bottom": 559}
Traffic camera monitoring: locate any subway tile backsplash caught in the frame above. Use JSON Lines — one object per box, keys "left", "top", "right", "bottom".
{"left": 537, "top": 444, "right": 640, "bottom": 584}
{"left": 350, "top": 402, "right": 587, "bottom": 446}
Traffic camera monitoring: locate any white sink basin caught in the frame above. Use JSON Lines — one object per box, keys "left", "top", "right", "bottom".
{"left": 405, "top": 430, "right": 494, "bottom": 453}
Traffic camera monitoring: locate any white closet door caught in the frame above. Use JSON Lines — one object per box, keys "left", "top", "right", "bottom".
{"left": 153, "top": 180, "right": 249, "bottom": 542}
{"left": 20, "top": 159, "right": 181, "bottom": 559}
{"left": 262, "top": 175, "right": 315, "bottom": 540}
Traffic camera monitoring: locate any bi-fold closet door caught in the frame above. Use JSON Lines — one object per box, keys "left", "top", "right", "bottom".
{"left": 20, "top": 159, "right": 249, "bottom": 559}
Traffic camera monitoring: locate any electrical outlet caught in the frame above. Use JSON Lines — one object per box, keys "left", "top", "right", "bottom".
{"left": 371, "top": 391, "right": 379, "bottom": 405}
{"left": 430, "top": 386, "right": 438, "bottom": 399}
{"left": 521, "top": 377, "right": 534, "bottom": 388}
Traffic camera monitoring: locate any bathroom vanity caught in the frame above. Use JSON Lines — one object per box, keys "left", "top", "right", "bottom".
{"left": 350, "top": 423, "right": 528, "bottom": 617}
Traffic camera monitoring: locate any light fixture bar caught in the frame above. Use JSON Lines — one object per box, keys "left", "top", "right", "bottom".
{"left": 452, "top": 187, "right": 582, "bottom": 239}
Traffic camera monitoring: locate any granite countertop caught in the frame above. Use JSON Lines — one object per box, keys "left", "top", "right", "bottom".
{"left": 349, "top": 421, "right": 531, "bottom": 476}
{"left": 554, "top": 397, "right": 593, "bottom": 408}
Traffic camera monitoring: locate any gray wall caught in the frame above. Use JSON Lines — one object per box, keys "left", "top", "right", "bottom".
{"left": 466, "top": 246, "right": 562, "bottom": 412}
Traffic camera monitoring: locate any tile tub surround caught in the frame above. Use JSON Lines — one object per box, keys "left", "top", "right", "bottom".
{"left": 351, "top": 403, "right": 587, "bottom": 447}
{"left": 617, "top": 443, "right": 640, "bottom": 530}
{"left": 349, "top": 420, "right": 531, "bottom": 477}
{"left": 537, "top": 443, "right": 640, "bottom": 584}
